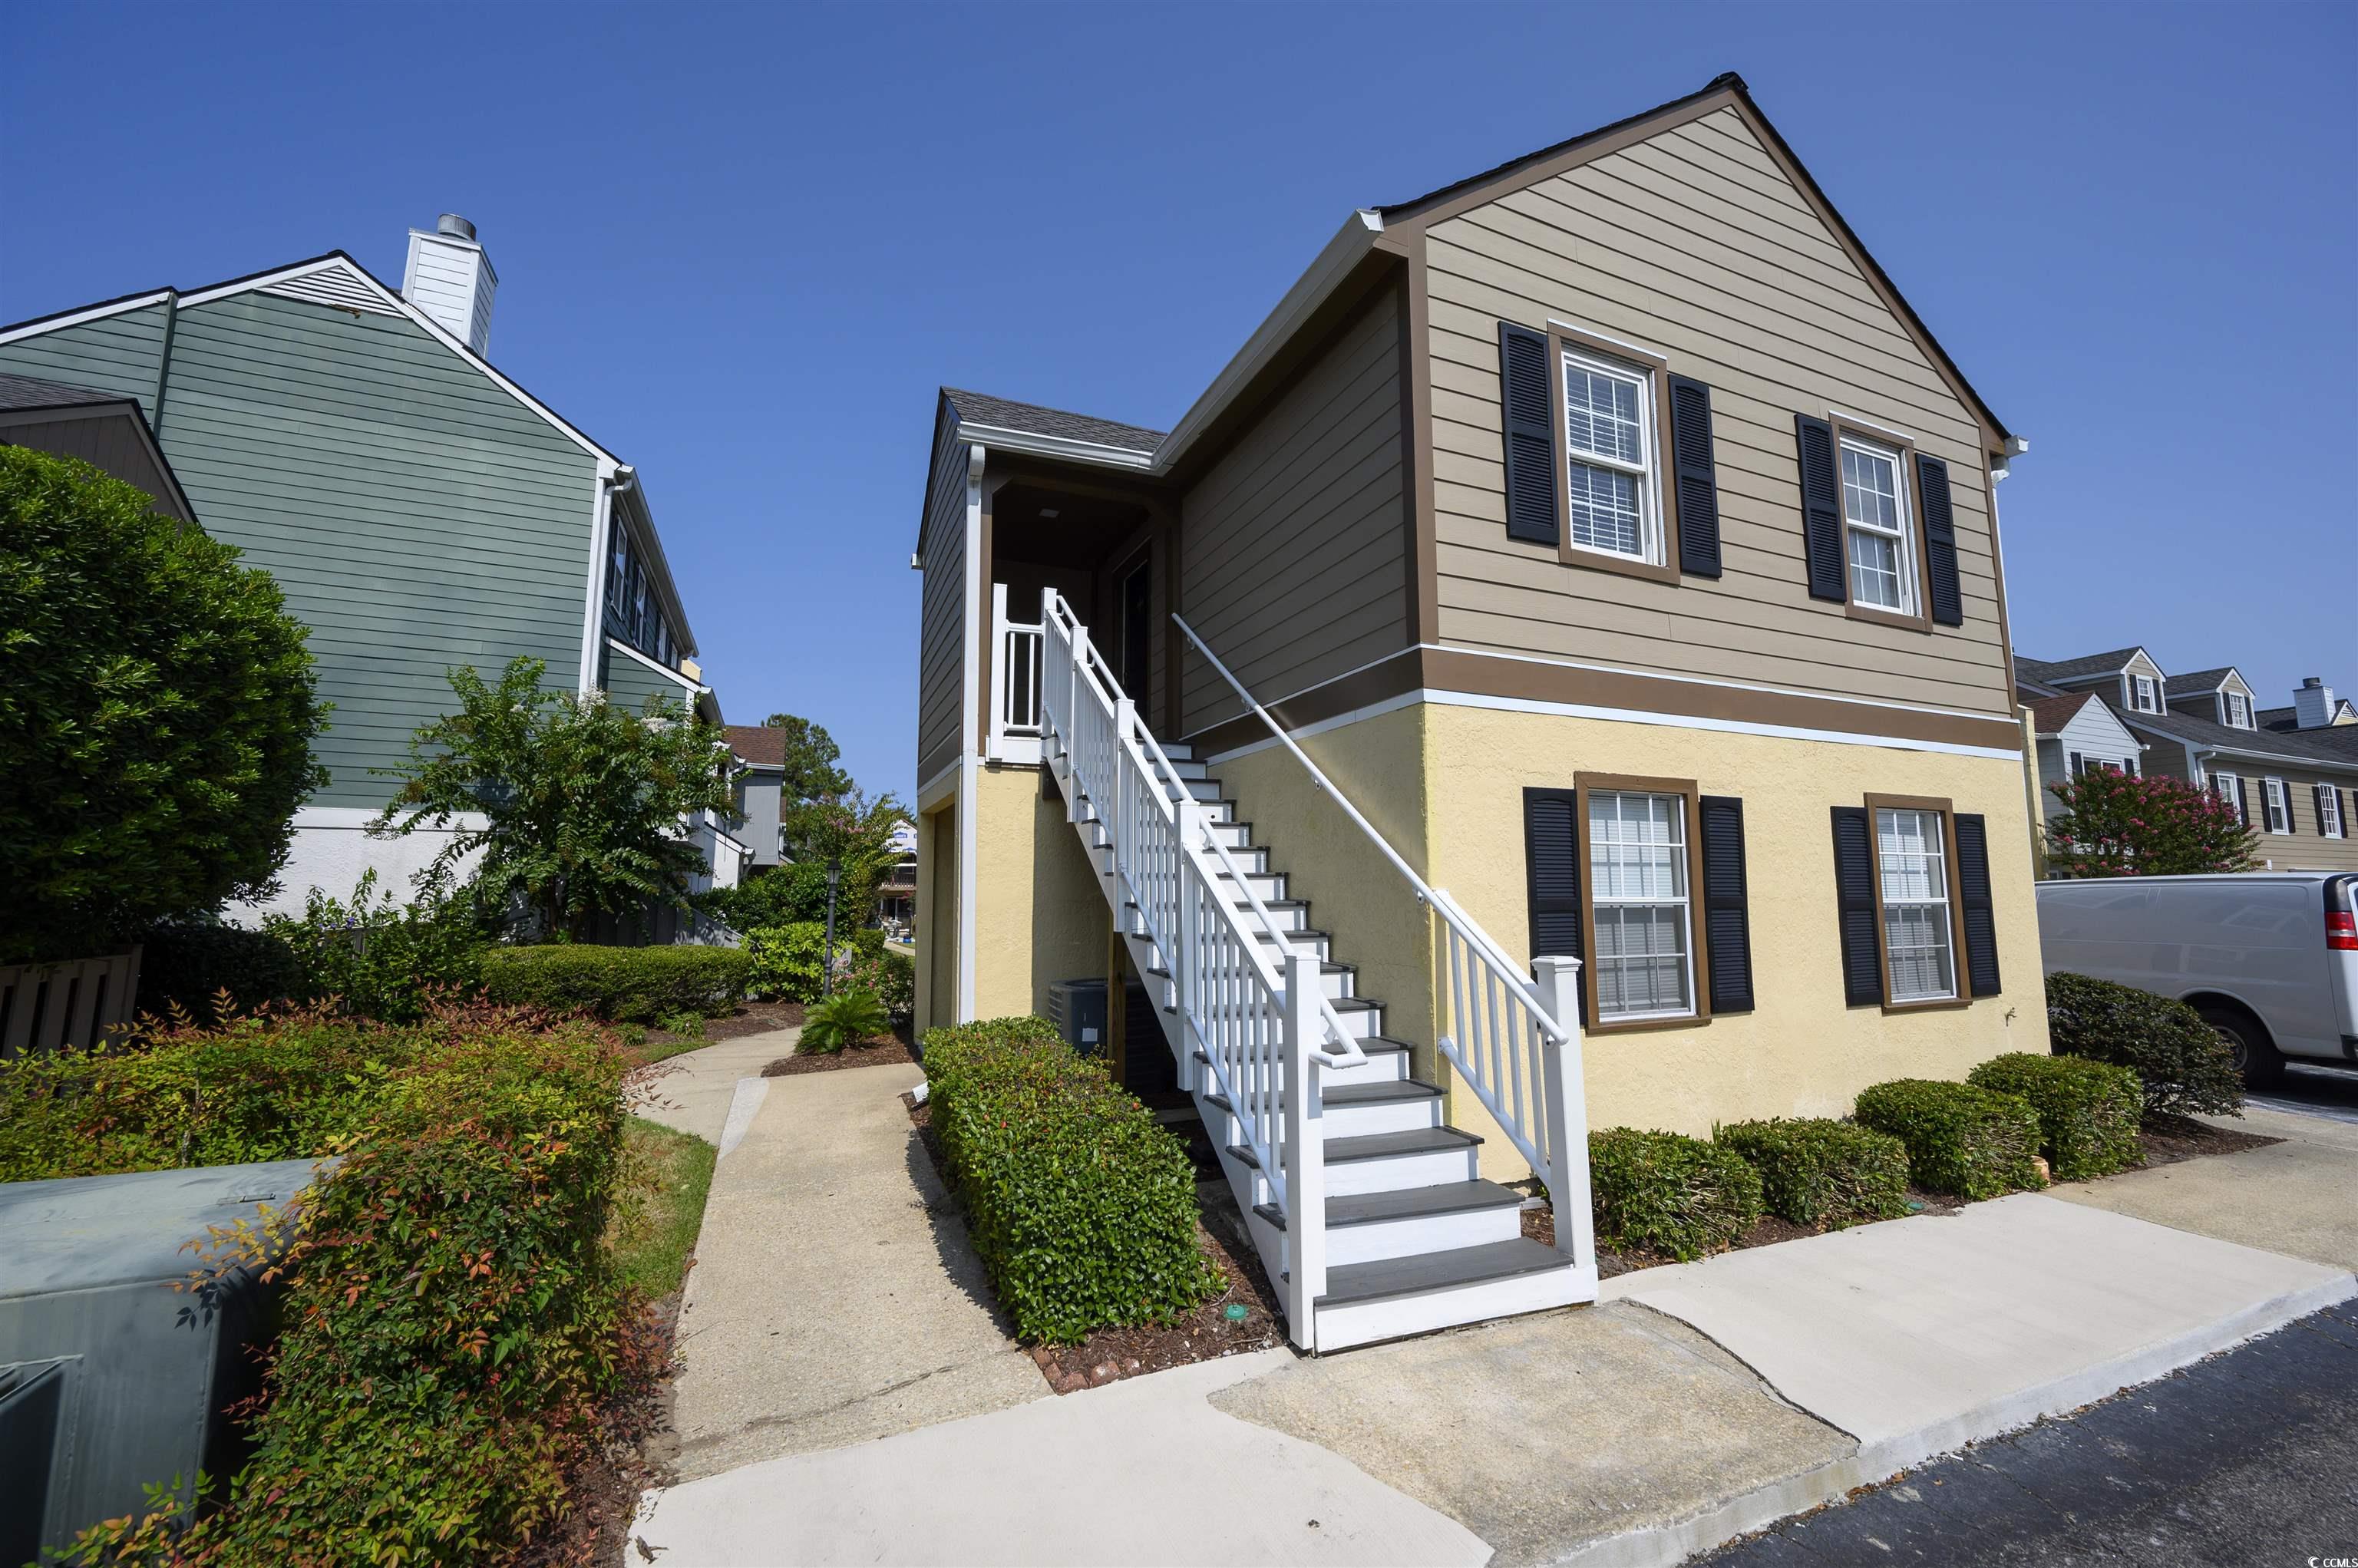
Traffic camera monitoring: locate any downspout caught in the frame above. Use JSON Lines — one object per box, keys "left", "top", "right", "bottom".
{"left": 957, "top": 443, "right": 986, "bottom": 1022}
{"left": 150, "top": 289, "right": 180, "bottom": 436}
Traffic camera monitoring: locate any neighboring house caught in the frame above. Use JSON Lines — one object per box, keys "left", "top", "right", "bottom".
{"left": 2019, "top": 686, "right": 2147, "bottom": 821}
{"left": 0, "top": 371, "right": 196, "bottom": 523}
{"left": 2260, "top": 678, "right": 2358, "bottom": 733}
{"left": 912, "top": 74, "right": 2043, "bottom": 1345}
{"left": 0, "top": 217, "right": 724, "bottom": 916}
{"left": 877, "top": 820, "right": 917, "bottom": 934}
{"left": 722, "top": 725, "right": 791, "bottom": 870}
{"left": 2019, "top": 654, "right": 2358, "bottom": 873}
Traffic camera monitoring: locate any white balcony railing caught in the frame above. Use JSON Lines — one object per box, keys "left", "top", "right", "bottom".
{"left": 989, "top": 583, "right": 1045, "bottom": 765}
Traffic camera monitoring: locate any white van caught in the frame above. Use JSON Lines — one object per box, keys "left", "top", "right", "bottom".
{"left": 2035, "top": 873, "right": 2358, "bottom": 1088}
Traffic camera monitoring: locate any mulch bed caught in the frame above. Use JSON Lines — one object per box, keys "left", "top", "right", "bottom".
{"left": 905, "top": 1097, "right": 1285, "bottom": 1393}
{"left": 642, "top": 999, "right": 804, "bottom": 1048}
{"left": 1533, "top": 1111, "right": 2281, "bottom": 1279}
{"left": 761, "top": 1017, "right": 920, "bottom": 1076}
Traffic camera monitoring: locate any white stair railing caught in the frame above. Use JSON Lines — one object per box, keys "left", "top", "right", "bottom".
{"left": 1037, "top": 590, "right": 1364, "bottom": 1343}
{"left": 1172, "top": 614, "right": 1595, "bottom": 1274}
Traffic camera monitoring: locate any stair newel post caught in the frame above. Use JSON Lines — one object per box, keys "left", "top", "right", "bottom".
{"left": 1532, "top": 956, "right": 1594, "bottom": 1272}
{"left": 1173, "top": 799, "right": 1200, "bottom": 1094}
{"left": 1065, "top": 625, "right": 1091, "bottom": 824}
{"left": 1039, "top": 588, "right": 1062, "bottom": 765}
{"left": 1281, "top": 949, "right": 1326, "bottom": 1352}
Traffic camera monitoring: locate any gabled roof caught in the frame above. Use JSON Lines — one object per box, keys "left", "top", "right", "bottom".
{"left": 941, "top": 389, "right": 1164, "bottom": 456}
{"left": 2165, "top": 667, "right": 2244, "bottom": 698}
{"left": 2023, "top": 692, "right": 2094, "bottom": 734}
{"left": 0, "top": 371, "right": 199, "bottom": 523}
{"left": 723, "top": 724, "right": 788, "bottom": 768}
{"left": 2014, "top": 649, "right": 2150, "bottom": 684}
{"left": 0, "top": 370, "right": 129, "bottom": 411}
{"left": 2115, "top": 702, "right": 2358, "bottom": 774}
{"left": 2261, "top": 700, "right": 2358, "bottom": 734}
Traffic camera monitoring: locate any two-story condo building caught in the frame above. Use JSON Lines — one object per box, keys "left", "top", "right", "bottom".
{"left": 0, "top": 218, "right": 728, "bottom": 913}
{"left": 910, "top": 74, "right": 2043, "bottom": 1348}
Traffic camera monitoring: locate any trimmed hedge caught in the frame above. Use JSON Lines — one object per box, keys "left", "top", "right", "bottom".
{"left": 745, "top": 922, "right": 827, "bottom": 1002}
{"left": 1589, "top": 1127, "right": 1763, "bottom": 1260}
{"left": 480, "top": 942, "right": 751, "bottom": 1022}
{"left": 7, "top": 1005, "right": 646, "bottom": 1566}
{"left": 1968, "top": 1052, "right": 2145, "bottom": 1181}
{"left": 2046, "top": 971, "right": 2244, "bottom": 1118}
{"left": 923, "top": 1016, "right": 1221, "bottom": 1342}
{"left": 1854, "top": 1078, "right": 2046, "bottom": 1200}
{"left": 1713, "top": 1117, "right": 1911, "bottom": 1230}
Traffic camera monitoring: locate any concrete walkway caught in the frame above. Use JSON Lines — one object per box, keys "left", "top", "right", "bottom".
{"left": 632, "top": 1032, "right": 800, "bottom": 1146}
{"left": 665, "top": 1060, "right": 1041, "bottom": 1482}
{"left": 638, "top": 1350, "right": 1488, "bottom": 1568}
{"left": 2052, "top": 1104, "right": 2358, "bottom": 1272}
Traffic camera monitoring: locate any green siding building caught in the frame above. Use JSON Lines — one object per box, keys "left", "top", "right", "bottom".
{"left": 0, "top": 225, "right": 731, "bottom": 910}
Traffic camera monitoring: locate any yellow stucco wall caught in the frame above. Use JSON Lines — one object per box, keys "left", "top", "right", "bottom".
{"left": 969, "top": 763, "right": 1111, "bottom": 1021}
{"left": 1420, "top": 702, "right": 2050, "bottom": 1170}
{"left": 915, "top": 795, "right": 957, "bottom": 1032}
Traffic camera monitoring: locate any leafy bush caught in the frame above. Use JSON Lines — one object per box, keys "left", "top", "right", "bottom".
{"left": 35, "top": 1004, "right": 644, "bottom": 1565}
{"left": 480, "top": 942, "right": 751, "bottom": 1022}
{"left": 801, "top": 989, "right": 888, "bottom": 1053}
{"left": 262, "top": 867, "right": 489, "bottom": 1022}
{"left": 1588, "top": 1127, "right": 1764, "bottom": 1260}
{"left": 745, "top": 921, "right": 828, "bottom": 1002}
{"left": 2045, "top": 971, "right": 2244, "bottom": 1118}
{"left": 2, "top": 444, "right": 328, "bottom": 963}
{"left": 1967, "top": 1052, "right": 2145, "bottom": 1180}
{"left": 924, "top": 1016, "right": 1220, "bottom": 1342}
{"left": 1713, "top": 1117, "right": 1911, "bottom": 1230}
{"left": 1854, "top": 1078, "right": 2046, "bottom": 1200}
{"left": 2044, "top": 768, "right": 2257, "bottom": 877}
{"left": 841, "top": 949, "right": 915, "bottom": 1018}
{"left": 135, "top": 920, "right": 306, "bottom": 1024}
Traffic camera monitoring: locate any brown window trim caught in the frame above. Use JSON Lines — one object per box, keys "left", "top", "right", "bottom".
{"left": 1547, "top": 325, "right": 1681, "bottom": 587}
{"left": 1574, "top": 771, "right": 1709, "bottom": 1034}
{"left": 1861, "top": 792, "right": 1971, "bottom": 1013}
{"left": 1828, "top": 418, "right": 1935, "bottom": 635}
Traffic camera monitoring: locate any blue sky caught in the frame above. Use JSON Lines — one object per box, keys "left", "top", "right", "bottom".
{"left": 7, "top": 3, "right": 2352, "bottom": 798}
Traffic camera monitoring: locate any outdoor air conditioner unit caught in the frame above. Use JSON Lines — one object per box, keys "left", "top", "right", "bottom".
{"left": 1045, "top": 977, "right": 1108, "bottom": 1055}
{"left": 1042, "top": 978, "right": 1173, "bottom": 1096}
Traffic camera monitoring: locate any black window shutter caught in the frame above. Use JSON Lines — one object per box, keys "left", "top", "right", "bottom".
{"left": 1523, "top": 787, "right": 1585, "bottom": 1024}
{"left": 1953, "top": 813, "right": 2001, "bottom": 998}
{"left": 1917, "top": 454, "right": 1963, "bottom": 626}
{"left": 1830, "top": 806, "right": 1882, "bottom": 1006}
{"left": 1795, "top": 415, "right": 1845, "bottom": 602}
{"left": 1498, "top": 322, "right": 1559, "bottom": 546}
{"left": 1667, "top": 375, "right": 1722, "bottom": 579}
{"left": 1699, "top": 795, "right": 1753, "bottom": 1013}
{"left": 2236, "top": 776, "right": 2253, "bottom": 827}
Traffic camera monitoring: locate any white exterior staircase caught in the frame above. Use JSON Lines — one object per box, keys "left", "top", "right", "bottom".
{"left": 1032, "top": 591, "right": 1597, "bottom": 1352}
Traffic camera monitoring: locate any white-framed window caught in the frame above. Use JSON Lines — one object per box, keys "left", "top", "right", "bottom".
{"left": 1875, "top": 807, "right": 1957, "bottom": 1002}
{"left": 2132, "top": 675, "right": 2158, "bottom": 712}
{"left": 2323, "top": 786, "right": 2346, "bottom": 839}
{"left": 1560, "top": 347, "right": 1660, "bottom": 565}
{"left": 1587, "top": 790, "right": 1694, "bottom": 1021}
{"left": 2211, "top": 770, "right": 2245, "bottom": 825}
{"left": 1839, "top": 434, "right": 1916, "bottom": 612}
{"left": 2227, "top": 692, "right": 2251, "bottom": 728}
{"left": 2263, "top": 777, "right": 2290, "bottom": 834}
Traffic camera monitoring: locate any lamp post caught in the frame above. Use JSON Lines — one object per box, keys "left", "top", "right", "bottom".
{"left": 823, "top": 853, "right": 842, "bottom": 999}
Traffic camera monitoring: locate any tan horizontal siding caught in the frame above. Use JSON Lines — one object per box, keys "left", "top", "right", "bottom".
{"left": 1179, "top": 289, "right": 1409, "bottom": 733}
{"left": 1422, "top": 106, "right": 2012, "bottom": 721}
{"left": 916, "top": 415, "right": 969, "bottom": 787}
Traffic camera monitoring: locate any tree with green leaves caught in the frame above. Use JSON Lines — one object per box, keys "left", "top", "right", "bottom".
{"left": 760, "top": 711, "right": 853, "bottom": 811}
{"left": 2045, "top": 767, "right": 2257, "bottom": 878}
{"left": 708, "top": 788, "right": 907, "bottom": 933}
{"left": 372, "top": 657, "right": 736, "bottom": 939}
{"left": 0, "top": 445, "right": 327, "bottom": 962}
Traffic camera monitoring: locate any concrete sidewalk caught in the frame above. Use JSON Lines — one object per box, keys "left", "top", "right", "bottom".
{"left": 631, "top": 1031, "right": 801, "bottom": 1146}
{"left": 664, "top": 1060, "right": 1041, "bottom": 1482}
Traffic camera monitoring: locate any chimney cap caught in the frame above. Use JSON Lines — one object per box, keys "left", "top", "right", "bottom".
{"left": 2302, "top": 676, "right": 2324, "bottom": 688}
{"left": 435, "top": 213, "right": 477, "bottom": 243}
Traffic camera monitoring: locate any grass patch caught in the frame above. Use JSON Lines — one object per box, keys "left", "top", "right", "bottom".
{"left": 612, "top": 1118, "right": 717, "bottom": 1298}
{"left": 629, "top": 1032, "right": 713, "bottom": 1069}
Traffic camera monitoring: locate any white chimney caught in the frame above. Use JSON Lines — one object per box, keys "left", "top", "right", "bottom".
{"left": 2294, "top": 676, "right": 2337, "bottom": 730}
{"left": 401, "top": 213, "right": 498, "bottom": 357}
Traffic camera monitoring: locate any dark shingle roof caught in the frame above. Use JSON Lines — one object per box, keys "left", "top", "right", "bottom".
{"left": 2023, "top": 692, "right": 2095, "bottom": 734}
{"left": 943, "top": 388, "right": 1165, "bottom": 454}
{"left": 0, "top": 371, "right": 134, "bottom": 413}
{"left": 2165, "top": 668, "right": 2239, "bottom": 697}
{"left": 2115, "top": 701, "right": 2358, "bottom": 772}
{"left": 2257, "top": 705, "right": 2297, "bottom": 731}
{"left": 2013, "top": 649, "right": 2145, "bottom": 683}
{"left": 722, "top": 725, "right": 786, "bottom": 768}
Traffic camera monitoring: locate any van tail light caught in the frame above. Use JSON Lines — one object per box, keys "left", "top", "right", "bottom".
{"left": 2330, "top": 911, "right": 2358, "bottom": 952}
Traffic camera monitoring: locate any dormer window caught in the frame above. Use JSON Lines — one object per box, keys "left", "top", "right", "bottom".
{"left": 2226, "top": 692, "right": 2251, "bottom": 728}
{"left": 2132, "top": 675, "right": 2158, "bottom": 713}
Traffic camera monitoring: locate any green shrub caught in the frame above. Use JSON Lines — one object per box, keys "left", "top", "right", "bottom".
{"left": 841, "top": 949, "right": 915, "bottom": 1018}
{"left": 1713, "top": 1117, "right": 1911, "bottom": 1230}
{"left": 745, "top": 921, "right": 828, "bottom": 1002}
{"left": 1854, "top": 1078, "right": 2046, "bottom": 1199}
{"left": 924, "top": 1016, "right": 1220, "bottom": 1342}
{"left": 2045, "top": 971, "right": 2244, "bottom": 1118}
{"left": 135, "top": 919, "right": 306, "bottom": 1024}
{"left": 1587, "top": 1127, "right": 1764, "bottom": 1260}
{"left": 480, "top": 942, "right": 751, "bottom": 1022}
{"left": 655, "top": 1010, "right": 705, "bottom": 1040}
{"left": 263, "top": 867, "right": 489, "bottom": 1022}
{"left": 801, "top": 989, "right": 888, "bottom": 1053}
{"left": 1967, "top": 1052, "right": 2145, "bottom": 1180}
{"left": 8, "top": 1004, "right": 649, "bottom": 1566}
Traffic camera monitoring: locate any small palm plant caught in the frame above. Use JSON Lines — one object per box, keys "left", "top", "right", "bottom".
{"left": 799, "top": 988, "right": 889, "bottom": 1055}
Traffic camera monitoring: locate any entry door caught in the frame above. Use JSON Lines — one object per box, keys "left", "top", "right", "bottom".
{"left": 1119, "top": 557, "right": 1152, "bottom": 700}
